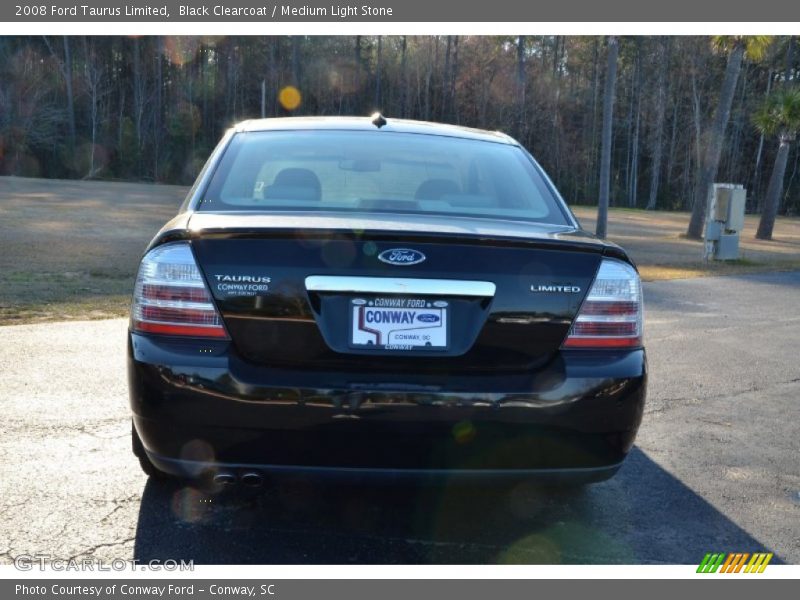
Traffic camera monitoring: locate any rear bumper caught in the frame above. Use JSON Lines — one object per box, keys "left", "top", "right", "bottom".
{"left": 128, "top": 333, "right": 646, "bottom": 480}
{"left": 143, "top": 455, "right": 624, "bottom": 485}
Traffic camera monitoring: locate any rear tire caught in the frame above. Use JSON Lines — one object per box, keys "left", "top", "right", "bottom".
{"left": 132, "top": 422, "right": 171, "bottom": 480}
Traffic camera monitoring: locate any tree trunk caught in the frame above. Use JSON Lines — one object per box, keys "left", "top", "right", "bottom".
{"left": 728, "top": 62, "right": 749, "bottom": 178}
{"left": 117, "top": 87, "right": 125, "bottom": 152}
{"left": 63, "top": 36, "right": 76, "bottom": 154}
{"left": 751, "top": 69, "right": 773, "bottom": 209}
{"left": 375, "top": 36, "right": 382, "bottom": 109}
{"left": 623, "top": 59, "right": 634, "bottom": 206}
{"left": 689, "top": 67, "right": 704, "bottom": 211}
{"left": 588, "top": 38, "right": 600, "bottom": 200}
{"left": 132, "top": 38, "right": 143, "bottom": 154}
{"left": 82, "top": 37, "right": 100, "bottom": 178}
{"left": 291, "top": 36, "right": 301, "bottom": 87}
{"left": 515, "top": 36, "right": 526, "bottom": 141}
{"left": 666, "top": 74, "right": 681, "bottom": 193}
{"left": 131, "top": 37, "right": 146, "bottom": 175}
{"left": 400, "top": 36, "right": 408, "bottom": 116}
{"left": 784, "top": 36, "right": 795, "bottom": 85}
{"left": 686, "top": 42, "right": 745, "bottom": 239}
{"left": 756, "top": 138, "right": 791, "bottom": 240}
{"left": 353, "top": 36, "right": 362, "bottom": 114}
{"left": 596, "top": 36, "right": 619, "bottom": 240}
{"left": 478, "top": 63, "right": 497, "bottom": 128}
{"left": 449, "top": 36, "right": 459, "bottom": 122}
{"left": 269, "top": 38, "right": 277, "bottom": 116}
{"left": 628, "top": 39, "right": 643, "bottom": 208}
{"left": 423, "top": 38, "right": 434, "bottom": 121}
{"left": 441, "top": 36, "right": 452, "bottom": 121}
{"left": 154, "top": 37, "right": 163, "bottom": 180}
{"left": 784, "top": 146, "right": 800, "bottom": 204}
{"left": 647, "top": 38, "right": 670, "bottom": 210}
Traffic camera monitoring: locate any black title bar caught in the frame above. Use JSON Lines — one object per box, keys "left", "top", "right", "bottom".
{"left": 3, "top": 0, "right": 800, "bottom": 22}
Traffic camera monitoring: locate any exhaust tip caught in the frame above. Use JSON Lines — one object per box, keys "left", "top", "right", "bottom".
{"left": 240, "top": 472, "right": 264, "bottom": 487}
{"left": 213, "top": 472, "right": 237, "bottom": 487}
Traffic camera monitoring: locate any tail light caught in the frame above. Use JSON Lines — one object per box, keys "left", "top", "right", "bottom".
{"left": 563, "top": 258, "right": 643, "bottom": 349}
{"left": 131, "top": 242, "right": 228, "bottom": 339}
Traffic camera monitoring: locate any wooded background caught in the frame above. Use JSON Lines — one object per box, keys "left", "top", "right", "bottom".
{"left": 0, "top": 35, "right": 798, "bottom": 217}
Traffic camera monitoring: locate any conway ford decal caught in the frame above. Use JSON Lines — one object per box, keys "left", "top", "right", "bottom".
{"left": 377, "top": 248, "right": 426, "bottom": 266}
{"left": 213, "top": 273, "right": 272, "bottom": 297}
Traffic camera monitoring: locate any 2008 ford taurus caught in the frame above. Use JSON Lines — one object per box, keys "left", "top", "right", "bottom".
{"left": 128, "top": 115, "right": 646, "bottom": 486}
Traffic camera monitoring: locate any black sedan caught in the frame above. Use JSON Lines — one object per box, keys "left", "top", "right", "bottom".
{"left": 128, "top": 115, "right": 646, "bottom": 486}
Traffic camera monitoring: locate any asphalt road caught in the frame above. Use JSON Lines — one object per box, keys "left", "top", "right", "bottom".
{"left": 0, "top": 271, "right": 798, "bottom": 565}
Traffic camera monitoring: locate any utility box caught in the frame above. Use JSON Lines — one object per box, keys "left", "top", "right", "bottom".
{"left": 713, "top": 186, "right": 746, "bottom": 232}
{"left": 704, "top": 184, "right": 746, "bottom": 260}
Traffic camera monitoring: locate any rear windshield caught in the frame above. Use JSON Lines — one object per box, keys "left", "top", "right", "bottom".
{"left": 198, "top": 130, "right": 570, "bottom": 225}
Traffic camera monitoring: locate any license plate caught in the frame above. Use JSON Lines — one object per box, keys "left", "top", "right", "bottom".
{"left": 350, "top": 297, "right": 448, "bottom": 351}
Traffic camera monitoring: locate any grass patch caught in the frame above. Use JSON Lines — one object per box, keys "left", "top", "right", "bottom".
{"left": 639, "top": 258, "right": 800, "bottom": 281}
{"left": 0, "top": 271, "right": 135, "bottom": 325}
{"left": 0, "top": 295, "right": 131, "bottom": 325}
{"left": 638, "top": 265, "right": 709, "bottom": 281}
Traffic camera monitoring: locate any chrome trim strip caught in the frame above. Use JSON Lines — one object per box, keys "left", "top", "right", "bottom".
{"left": 305, "top": 276, "right": 496, "bottom": 297}
{"left": 136, "top": 299, "right": 217, "bottom": 311}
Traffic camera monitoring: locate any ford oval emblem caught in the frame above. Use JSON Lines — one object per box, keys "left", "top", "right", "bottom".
{"left": 417, "top": 313, "right": 440, "bottom": 323}
{"left": 377, "top": 248, "right": 426, "bottom": 266}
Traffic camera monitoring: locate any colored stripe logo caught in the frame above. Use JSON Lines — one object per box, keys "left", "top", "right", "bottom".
{"left": 697, "top": 552, "right": 773, "bottom": 573}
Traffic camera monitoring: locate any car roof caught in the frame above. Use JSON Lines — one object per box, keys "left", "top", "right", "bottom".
{"left": 233, "top": 116, "right": 518, "bottom": 146}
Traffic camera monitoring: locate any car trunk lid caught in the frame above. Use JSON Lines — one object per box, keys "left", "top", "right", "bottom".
{"left": 188, "top": 211, "right": 610, "bottom": 372}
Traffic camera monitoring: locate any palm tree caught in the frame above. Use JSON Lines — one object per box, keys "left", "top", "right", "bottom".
{"left": 596, "top": 36, "right": 619, "bottom": 239}
{"left": 686, "top": 36, "right": 773, "bottom": 239}
{"left": 754, "top": 88, "right": 800, "bottom": 240}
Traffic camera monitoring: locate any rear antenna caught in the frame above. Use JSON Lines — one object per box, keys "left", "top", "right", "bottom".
{"left": 371, "top": 112, "right": 387, "bottom": 129}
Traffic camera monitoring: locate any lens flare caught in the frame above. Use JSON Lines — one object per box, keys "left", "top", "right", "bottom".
{"left": 179, "top": 438, "right": 216, "bottom": 476}
{"left": 163, "top": 37, "right": 200, "bottom": 66}
{"left": 452, "top": 420, "right": 476, "bottom": 444}
{"left": 279, "top": 86, "right": 302, "bottom": 111}
{"left": 170, "top": 486, "right": 210, "bottom": 524}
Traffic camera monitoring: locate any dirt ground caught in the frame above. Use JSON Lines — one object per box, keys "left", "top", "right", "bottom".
{"left": 0, "top": 176, "right": 185, "bottom": 324}
{"left": 1, "top": 175, "right": 798, "bottom": 325}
